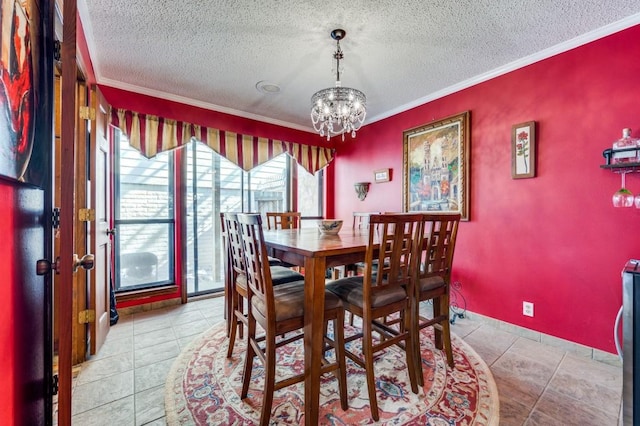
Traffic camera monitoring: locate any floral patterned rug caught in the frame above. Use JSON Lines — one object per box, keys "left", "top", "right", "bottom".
{"left": 165, "top": 321, "right": 499, "bottom": 425}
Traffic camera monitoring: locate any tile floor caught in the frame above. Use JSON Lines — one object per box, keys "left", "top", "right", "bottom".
{"left": 69, "top": 295, "right": 623, "bottom": 425}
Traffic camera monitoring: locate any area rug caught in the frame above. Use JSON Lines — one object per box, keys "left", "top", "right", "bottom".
{"left": 165, "top": 321, "right": 499, "bottom": 425}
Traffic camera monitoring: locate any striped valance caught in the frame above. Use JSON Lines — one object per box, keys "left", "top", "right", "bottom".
{"left": 110, "top": 108, "right": 334, "bottom": 175}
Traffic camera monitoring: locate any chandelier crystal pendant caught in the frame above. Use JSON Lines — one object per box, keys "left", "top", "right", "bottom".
{"left": 311, "top": 29, "right": 366, "bottom": 141}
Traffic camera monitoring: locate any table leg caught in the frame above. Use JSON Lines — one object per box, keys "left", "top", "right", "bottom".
{"left": 303, "top": 256, "right": 326, "bottom": 426}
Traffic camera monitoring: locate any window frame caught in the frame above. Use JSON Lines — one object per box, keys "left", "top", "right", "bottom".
{"left": 113, "top": 130, "right": 176, "bottom": 292}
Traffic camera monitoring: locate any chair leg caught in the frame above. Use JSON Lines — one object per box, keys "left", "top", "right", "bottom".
{"left": 226, "top": 312, "right": 238, "bottom": 358}
{"left": 402, "top": 310, "right": 419, "bottom": 395}
{"left": 433, "top": 296, "right": 443, "bottom": 350}
{"left": 439, "top": 295, "right": 454, "bottom": 367}
{"left": 333, "top": 312, "right": 348, "bottom": 411}
{"left": 412, "top": 300, "right": 425, "bottom": 387}
{"left": 259, "top": 330, "right": 277, "bottom": 426}
{"left": 240, "top": 316, "right": 256, "bottom": 399}
{"left": 362, "top": 318, "right": 379, "bottom": 421}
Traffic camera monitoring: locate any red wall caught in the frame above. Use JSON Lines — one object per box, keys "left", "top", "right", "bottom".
{"left": 333, "top": 25, "right": 640, "bottom": 353}
{"left": 0, "top": 182, "right": 16, "bottom": 421}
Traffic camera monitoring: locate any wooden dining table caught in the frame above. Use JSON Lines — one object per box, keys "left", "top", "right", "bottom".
{"left": 262, "top": 227, "right": 372, "bottom": 426}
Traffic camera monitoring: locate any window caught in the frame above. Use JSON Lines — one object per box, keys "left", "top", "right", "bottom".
{"left": 113, "top": 135, "right": 323, "bottom": 296}
{"left": 297, "top": 162, "right": 323, "bottom": 226}
{"left": 113, "top": 131, "right": 175, "bottom": 291}
{"left": 185, "top": 145, "right": 297, "bottom": 296}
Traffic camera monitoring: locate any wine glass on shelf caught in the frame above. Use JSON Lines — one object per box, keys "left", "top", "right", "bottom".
{"left": 612, "top": 171, "right": 634, "bottom": 208}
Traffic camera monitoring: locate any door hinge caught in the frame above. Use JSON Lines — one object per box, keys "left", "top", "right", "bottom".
{"left": 79, "top": 106, "right": 96, "bottom": 121}
{"left": 52, "top": 207, "right": 61, "bottom": 229}
{"left": 53, "top": 40, "right": 61, "bottom": 62}
{"left": 78, "top": 208, "right": 95, "bottom": 222}
{"left": 78, "top": 310, "right": 96, "bottom": 324}
{"left": 50, "top": 374, "right": 59, "bottom": 396}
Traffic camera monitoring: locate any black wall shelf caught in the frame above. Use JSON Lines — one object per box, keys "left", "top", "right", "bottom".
{"left": 602, "top": 147, "right": 640, "bottom": 172}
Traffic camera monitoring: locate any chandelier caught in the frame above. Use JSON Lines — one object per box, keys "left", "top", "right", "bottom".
{"left": 311, "top": 29, "right": 366, "bottom": 141}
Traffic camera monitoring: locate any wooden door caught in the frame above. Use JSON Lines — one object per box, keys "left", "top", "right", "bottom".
{"left": 72, "top": 81, "right": 89, "bottom": 365}
{"left": 89, "top": 87, "right": 111, "bottom": 354}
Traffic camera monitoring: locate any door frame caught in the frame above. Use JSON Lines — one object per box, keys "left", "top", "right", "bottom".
{"left": 57, "top": 0, "right": 79, "bottom": 423}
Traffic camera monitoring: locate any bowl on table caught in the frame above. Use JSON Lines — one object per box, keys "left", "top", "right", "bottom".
{"left": 318, "top": 219, "right": 343, "bottom": 235}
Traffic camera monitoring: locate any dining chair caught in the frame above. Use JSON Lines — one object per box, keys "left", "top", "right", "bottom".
{"left": 237, "top": 213, "right": 348, "bottom": 426}
{"left": 265, "top": 211, "right": 302, "bottom": 269}
{"left": 330, "top": 211, "right": 380, "bottom": 281}
{"left": 411, "top": 213, "right": 460, "bottom": 385}
{"left": 327, "top": 213, "right": 423, "bottom": 421}
{"left": 265, "top": 211, "right": 301, "bottom": 230}
{"left": 222, "top": 213, "right": 304, "bottom": 359}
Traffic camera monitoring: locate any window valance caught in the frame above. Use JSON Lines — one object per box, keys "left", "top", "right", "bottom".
{"left": 110, "top": 108, "right": 334, "bottom": 175}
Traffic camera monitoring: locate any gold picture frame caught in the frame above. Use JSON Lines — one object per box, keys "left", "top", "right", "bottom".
{"left": 402, "top": 111, "right": 470, "bottom": 220}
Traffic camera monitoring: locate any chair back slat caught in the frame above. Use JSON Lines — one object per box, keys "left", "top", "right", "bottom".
{"left": 237, "top": 213, "right": 274, "bottom": 317}
{"left": 352, "top": 211, "right": 380, "bottom": 230}
{"left": 266, "top": 212, "right": 301, "bottom": 230}
{"left": 223, "top": 213, "right": 246, "bottom": 279}
{"left": 420, "top": 213, "right": 460, "bottom": 283}
{"left": 365, "top": 214, "right": 424, "bottom": 301}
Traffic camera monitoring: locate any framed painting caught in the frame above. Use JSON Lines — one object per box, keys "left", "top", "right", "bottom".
{"left": 0, "top": 0, "right": 53, "bottom": 188}
{"left": 402, "top": 111, "right": 470, "bottom": 220}
{"left": 511, "top": 121, "right": 536, "bottom": 179}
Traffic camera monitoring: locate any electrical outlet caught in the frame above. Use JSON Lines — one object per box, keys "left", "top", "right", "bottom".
{"left": 523, "top": 301, "right": 534, "bottom": 317}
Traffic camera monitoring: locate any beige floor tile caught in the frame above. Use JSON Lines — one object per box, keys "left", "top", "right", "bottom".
{"left": 462, "top": 325, "right": 518, "bottom": 366}
{"left": 141, "top": 418, "right": 167, "bottom": 426}
{"left": 450, "top": 317, "right": 481, "bottom": 338}
{"left": 132, "top": 317, "right": 174, "bottom": 336}
{"left": 134, "top": 340, "right": 181, "bottom": 369}
{"left": 169, "top": 309, "right": 206, "bottom": 325}
{"left": 172, "top": 318, "right": 211, "bottom": 338}
{"left": 133, "top": 327, "right": 177, "bottom": 350}
{"left": 134, "top": 357, "right": 176, "bottom": 393}
{"left": 89, "top": 335, "right": 134, "bottom": 361}
{"left": 525, "top": 409, "right": 569, "bottom": 426}
{"left": 530, "top": 387, "right": 618, "bottom": 425}
{"left": 506, "top": 337, "right": 565, "bottom": 366}
{"left": 72, "top": 370, "right": 134, "bottom": 415}
{"left": 71, "top": 396, "right": 135, "bottom": 426}
{"left": 491, "top": 363, "right": 546, "bottom": 410}
{"left": 106, "top": 320, "right": 134, "bottom": 341}
{"left": 178, "top": 334, "right": 200, "bottom": 349}
{"left": 492, "top": 350, "right": 558, "bottom": 392}
{"left": 499, "top": 397, "right": 532, "bottom": 426}
{"left": 76, "top": 352, "right": 134, "bottom": 385}
{"left": 547, "top": 363, "right": 622, "bottom": 417}
{"left": 557, "top": 353, "right": 622, "bottom": 392}
{"left": 134, "top": 385, "right": 166, "bottom": 426}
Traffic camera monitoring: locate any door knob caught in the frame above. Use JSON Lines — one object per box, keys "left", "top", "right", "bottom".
{"left": 36, "top": 257, "right": 60, "bottom": 275}
{"left": 73, "top": 253, "right": 95, "bottom": 273}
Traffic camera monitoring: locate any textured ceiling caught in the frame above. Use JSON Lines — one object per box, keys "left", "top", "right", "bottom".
{"left": 78, "top": 1, "right": 640, "bottom": 133}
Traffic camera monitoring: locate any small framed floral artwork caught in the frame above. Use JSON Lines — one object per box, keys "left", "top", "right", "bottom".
{"left": 511, "top": 121, "right": 536, "bottom": 179}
